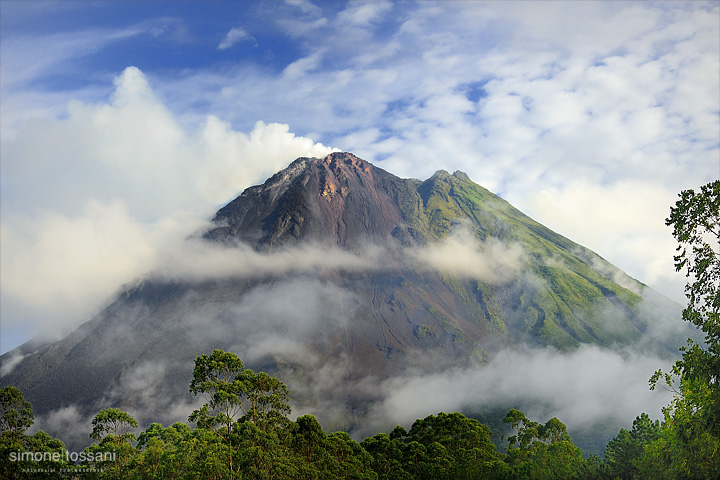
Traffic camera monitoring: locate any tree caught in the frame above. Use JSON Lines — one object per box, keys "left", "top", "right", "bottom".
{"left": 189, "top": 349, "right": 251, "bottom": 479}
{"left": 502, "top": 410, "right": 585, "bottom": 480}
{"left": 360, "top": 432, "right": 411, "bottom": 479}
{"left": 90, "top": 407, "right": 139, "bottom": 445}
{"left": 0, "top": 386, "right": 34, "bottom": 442}
{"left": 643, "top": 180, "right": 720, "bottom": 478}
{"left": 658, "top": 180, "right": 719, "bottom": 433}
{"left": 86, "top": 408, "right": 139, "bottom": 480}
{"left": 0, "top": 387, "right": 71, "bottom": 480}
{"left": 663, "top": 182, "right": 719, "bottom": 426}
{"left": 131, "top": 422, "right": 196, "bottom": 480}
{"left": 604, "top": 413, "right": 660, "bottom": 479}
{"left": 189, "top": 349, "right": 249, "bottom": 434}
{"left": 292, "top": 415, "right": 328, "bottom": 465}
{"left": 188, "top": 349, "right": 294, "bottom": 479}
{"left": 189, "top": 350, "right": 292, "bottom": 431}
{"left": 389, "top": 412, "right": 502, "bottom": 479}
{"left": 636, "top": 378, "right": 720, "bottom": 479}
{"left": 243, "top": 371, "right": 291, "bottom": 430}
{"left": 325, "top": 431, "right": 376, "bottom": 479}
{"left": 539, "top": 417, "right": 571, "bottom": 444}
{"left": 502, "top": 409, "right": 539, "bottom": 450}
{"left": 23, "top": 431, "right": 70, "bottom": 479}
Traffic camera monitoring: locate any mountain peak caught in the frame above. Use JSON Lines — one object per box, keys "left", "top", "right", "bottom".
{"left": 317, "top": 151, "right": 369, "bottom": 169}
{"left": 452, "top": 170, "right": 471, "bottom": 181}
{"left": 206, "top": 152, "right": 408, "bottom": 248}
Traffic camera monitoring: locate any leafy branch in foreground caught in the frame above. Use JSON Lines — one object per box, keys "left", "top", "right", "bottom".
{"left": 644, "top": 180, "right": 720, "bottom": 478}
{"left": 652, "top": 181, "right": 719, "bottom": 430}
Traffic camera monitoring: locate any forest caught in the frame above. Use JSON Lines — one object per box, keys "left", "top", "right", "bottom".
{"left": 1, "top": 181, "right": 717, "bottom": 479}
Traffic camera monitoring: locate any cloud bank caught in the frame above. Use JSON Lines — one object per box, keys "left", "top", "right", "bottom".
{"left": 362, "top": 345, "right": 671, "bottom": 436}
{"left": 0, "top": 67, "right": 334, "bottom": 352}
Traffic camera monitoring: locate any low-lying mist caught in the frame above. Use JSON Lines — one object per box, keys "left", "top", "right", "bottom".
{"left": 14, "top": 230, "right": 690, "bottom": 457}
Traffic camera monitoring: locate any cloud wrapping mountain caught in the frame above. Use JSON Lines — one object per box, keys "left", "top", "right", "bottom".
{"left": 1, "top": 153, "right": 694, "bottom": 456}
{"left": 0, "top": 67, "right": 336, "bottom": 351}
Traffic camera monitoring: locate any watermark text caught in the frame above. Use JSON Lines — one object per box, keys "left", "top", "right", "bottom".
{"left": 9, "top": 450, "right": 116, "bottom": 463}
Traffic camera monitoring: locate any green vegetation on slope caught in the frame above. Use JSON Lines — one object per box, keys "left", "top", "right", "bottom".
{"left": 404, "top": 170, "right": 650, "bottom": 350}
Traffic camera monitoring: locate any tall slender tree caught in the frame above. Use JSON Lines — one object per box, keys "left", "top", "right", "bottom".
{"left": 645, "top": 180, "right": 720, "bottom": 478}
{"left": 662, "top": 180, "right": 720, "bottom": 435}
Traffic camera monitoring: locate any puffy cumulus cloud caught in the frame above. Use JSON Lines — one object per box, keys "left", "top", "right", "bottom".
{"left": 361, "top": 345, "right": 672, "bottom": 439}
{"left": 2, "top": 67, "right": 333, "bottom": 218}
{"left": 0, "top": 66, "right": 335, "bottom": 353}
{"left": 0, "top": 200, "right": 168, "bottom": 346}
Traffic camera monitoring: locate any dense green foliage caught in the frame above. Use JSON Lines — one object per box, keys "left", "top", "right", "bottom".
{"left": 2, "top": 181, "right": 717, "bottom": 478}
{"left": 1, "top": 386, "right": 71, "bottom": 479}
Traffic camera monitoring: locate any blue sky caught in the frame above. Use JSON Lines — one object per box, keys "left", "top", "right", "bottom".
{"left": 1, "top": 0, "right": 719, "bottom": 354}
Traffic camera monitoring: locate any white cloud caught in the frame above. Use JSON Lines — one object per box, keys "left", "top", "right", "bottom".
{"left": 0, "top": 67, "right": 334, "bottom": 353}
{"left": 282, "top": 50, "right": 325, "bottom": 79}
{"left": 276, "top": 0, "right": 329, "bottom": 37}
{"left": 30, "top": 405, "right": 90, "bottom": 450}
{"left": 1, "top": 200, "right": 165, "bottom": 339}
{"left": 285, "top": 0, "right": 324, "bottom": 17}
{"left": 0, "top": 352, "right": 25, "bottom": 377}
{"left": 218, "top": 27, "right": 255, "bottom": 50}
{"left": 154, "top": 240, "right": 384, "bottom": 282}
{"left": 337, "top": 0, "right": 393, "bottom": 27}
{"left": 408, "top": 229, "right": 526, "bottom": 285}
{"left": 363, "top": 345, "right": 672, "bottom": 438}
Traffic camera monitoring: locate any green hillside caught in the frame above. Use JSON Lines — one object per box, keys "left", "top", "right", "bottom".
{"left": 389, "top": 169, "right": 656, "bottom": 351}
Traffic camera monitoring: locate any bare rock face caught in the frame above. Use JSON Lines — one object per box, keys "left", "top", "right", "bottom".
{"left": 1, "top": 152, "right": 686, "bottom": 448}
{"left": 205, "top": 152, "right": 411, "bottom": 248}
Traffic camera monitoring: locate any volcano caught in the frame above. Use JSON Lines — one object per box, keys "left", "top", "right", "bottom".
{"left": 0, "top": 152, "right": 684, "bottom": 447}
